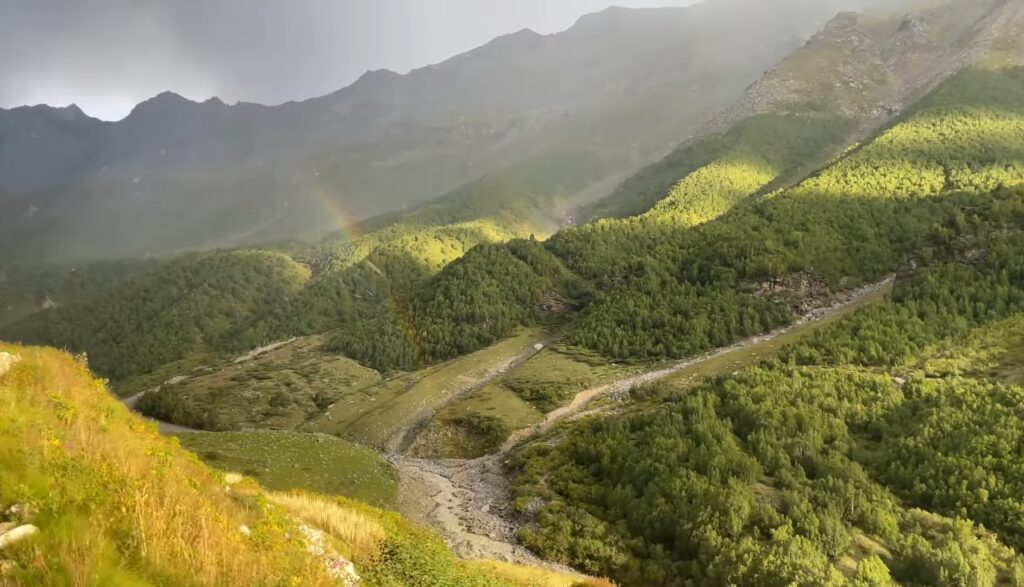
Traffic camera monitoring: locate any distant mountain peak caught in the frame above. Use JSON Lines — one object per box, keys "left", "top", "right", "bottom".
{"left": 125, "top": 91, "right": 228, "bottom": 122}
{"left": 505, "top": 27, "right": 543, "bottom": 38}
{"left": 127, "top": 91, "right": 193, "bottom": 117}
{"left": 356, "top": 68, "right": 401, "bottom": 83}
{"left": 63, "top": 103, "right": 86, "bottom": 117}
{"left": 145, "top": 90, "right": 192, "bottom": 104}
{"left": 477, "top": 27, "right": 545, "bottom": 50}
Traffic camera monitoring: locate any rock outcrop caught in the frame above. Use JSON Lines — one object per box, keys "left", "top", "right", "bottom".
{"left": 0, "top": 525, "right": 39, "bottom": 550}
{"left": 703, "top": 0, "right": 1024, "bottom": 136}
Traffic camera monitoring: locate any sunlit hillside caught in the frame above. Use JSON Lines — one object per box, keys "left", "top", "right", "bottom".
{"left": 0, "top": 343, "right": 608, "bottom": 586}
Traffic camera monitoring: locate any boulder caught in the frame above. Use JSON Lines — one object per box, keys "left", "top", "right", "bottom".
{"left": 0, "top": 525, "right": 39, "bottom": 550}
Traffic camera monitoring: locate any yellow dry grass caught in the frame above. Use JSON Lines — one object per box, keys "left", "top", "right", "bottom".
{"left": 0, "top": 343, "right": 614, "bottom": 586}
{"left": 0, "top": 344, "right": 333, "bottom": 586}
{"left": 267, "top": 491, "right": 388, "bottom": 560}
{"left": 466, "top": 560, "right": 617, "bottom": 586}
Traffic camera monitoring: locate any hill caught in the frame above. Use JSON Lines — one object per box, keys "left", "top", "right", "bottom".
{"left": 0, "top": 153, "right": 594, "bottom": 391}
{"left": 0, "top": 0, "right": 873, "bottom": 262}
{"left": 7, "top": 1, "right": 1024, "bottom": 420}
{"left": 5, "top": 1, "right": 1024, "bottom": 583}
{"left": 0, "top": 343, "right": 609, "bottom": 586}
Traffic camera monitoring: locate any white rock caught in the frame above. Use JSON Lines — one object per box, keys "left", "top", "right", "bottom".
{"left": 3, "top": 504, "right": 26, "bottom": 521}
{"left": 0, "top": 354, "right": 20, "bottom": 378}
{"left": 239, "top": 525, "right": 251, "bottom": 537}
{"left": 0, "top": 525, "right": 38, "bottom": 550}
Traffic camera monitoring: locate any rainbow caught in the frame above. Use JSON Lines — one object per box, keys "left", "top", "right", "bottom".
{"left": 309, "top": 180, "right": 426, "bottom": 369}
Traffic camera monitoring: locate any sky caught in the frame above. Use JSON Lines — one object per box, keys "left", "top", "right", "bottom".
{"left": 0, "top": 0, "right": 698, "bottom": 121}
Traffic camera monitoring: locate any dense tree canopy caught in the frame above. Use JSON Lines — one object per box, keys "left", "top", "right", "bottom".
{"left": 510, "top": 230, "right": 1024, "bottom": 584}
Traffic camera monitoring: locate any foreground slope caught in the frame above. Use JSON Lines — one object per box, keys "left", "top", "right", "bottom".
{"left": 0, "top": 344, "right": 607, "bottom": 586}
{"left": 0, "top": 344, "right": 333, "bottom": 585}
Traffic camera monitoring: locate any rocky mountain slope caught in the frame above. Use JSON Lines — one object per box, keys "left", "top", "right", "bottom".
{"left": 0, "top": 0, "right": 873, "bottom": 262}
{"left": 707, "top": 0, "right": 1024, "bottom": 133}
{"left": 589, "top": 0, "right": 1024, "bottom": 219}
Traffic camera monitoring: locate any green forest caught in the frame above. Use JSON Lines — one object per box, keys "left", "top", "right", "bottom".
{"left": 508, "top": 228, "right": 1024, "bottom": 585}
{"left": 4, "top": 66, "right": 1024, "bottom": 412}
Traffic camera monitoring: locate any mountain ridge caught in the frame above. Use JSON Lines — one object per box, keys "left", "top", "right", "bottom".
{"left": 0, "top": 0, "right": 876, "bottom": 262}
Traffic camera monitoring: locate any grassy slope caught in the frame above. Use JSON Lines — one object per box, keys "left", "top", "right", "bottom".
{"left": 178, "top": 431, "right": 398, "bottom": 508}
{"left": 790, "top": 67, "right": 1024, "bottom": 200}
{"left": 0, "top": 343, "right": 332, "bottom": 585}
{"left": 139, "top": 336, "right": 382, "bottom": 431}
{"left": 0, "top": 343, "right": 608, "bottom": 586}
{"left": 587, "top": 113, "right": 855, "bottom": 222}
{"left": 411, "top": 348, "right": 640, "bottom": 459}
{"left": 305, "top": 328, "right": 546, "bottom": 448}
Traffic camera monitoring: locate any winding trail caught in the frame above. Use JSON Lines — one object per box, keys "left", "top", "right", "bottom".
{"left": 391, "top": 276, "right": 895, "bottom": 565}
{"left": 122, "top": 391, "right": 200, "bottom": 434}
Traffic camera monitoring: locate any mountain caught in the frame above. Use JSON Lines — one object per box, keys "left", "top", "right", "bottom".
{"left": 0, "top": 153, "right": 600, "bottom": 390}
{"left": 7, "top": 0, "right": 1024, "bottom": 389}
{"left": 587, "top": 0, "right": 1024, "bottom": 220}
{"left": 7, "top": 0, "right": 1024, "bottom": 584}
{"left": 0, "top": 104, "right": 105, "bottom": 199}
{"left": 0, "top": 0, "right": 874, "bottom": 262}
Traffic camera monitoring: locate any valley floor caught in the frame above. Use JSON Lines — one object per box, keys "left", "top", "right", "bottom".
{"left": 388, "top": 276, "right": 895, "bottom": 566}
{"left": 118, "top": 276, "right": 895, "bottom": 574}
{"left": 119, "top": 277, "right": 896, "bottom": 573}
